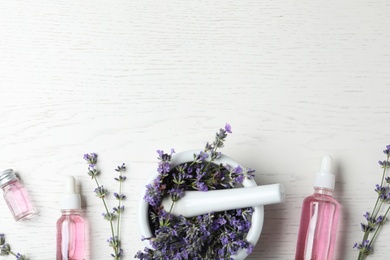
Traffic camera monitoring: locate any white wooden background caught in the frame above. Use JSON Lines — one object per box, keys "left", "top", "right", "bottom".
{"left": 1, "top": 1, "right": 390, "bottom": 259}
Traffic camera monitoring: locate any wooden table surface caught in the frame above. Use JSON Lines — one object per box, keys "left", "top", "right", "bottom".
{"left": 1, "top": 1, "right": 390, "bottom": 259}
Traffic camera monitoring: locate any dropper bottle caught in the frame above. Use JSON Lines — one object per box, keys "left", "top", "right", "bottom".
{"left": 295, "top": 155, "right": 340, "bottom": 260}
{"left": 56, "top": 176, "right": 85, "bottom": 260}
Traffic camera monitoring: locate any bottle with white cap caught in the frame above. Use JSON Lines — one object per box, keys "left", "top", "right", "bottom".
{"left": 56, "top": 176, "right": 85, "bottom": 260}
{"left": 295, "top": 155, "right": 341, "bottom": 260}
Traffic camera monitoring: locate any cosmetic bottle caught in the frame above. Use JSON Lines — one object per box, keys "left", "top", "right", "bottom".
{"left": 0, "top": 169, "right": 36, "bottom": 221}
{"left": 56, "top": 176, "right": 85, "bottom": 260}
{"left": 295, "top": 155, "right": 340, "bottom": 260}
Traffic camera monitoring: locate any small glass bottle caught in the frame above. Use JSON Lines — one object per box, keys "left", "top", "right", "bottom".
{"left": 295, "top": 155, "right": 340, "bottom": 260}
{"left": 0, "top": 169, "right": 36, "bottom": 221}
{"left": 56, "top": 176, "right": 85, "bottom": 260}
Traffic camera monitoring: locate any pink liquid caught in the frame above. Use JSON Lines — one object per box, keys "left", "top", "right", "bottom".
{"left": 295, "top": 188, "right": 340, "bottom": 260}
{"left": 2, "top": 180, "right": 35, "bottom": 221}
{"left": 56, "top": 210, "right": 85, "bottom": 260}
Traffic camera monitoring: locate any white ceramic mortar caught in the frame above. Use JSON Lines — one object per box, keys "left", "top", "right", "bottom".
{"left": 138, "top": 150, "right": 264, "bottom": 260}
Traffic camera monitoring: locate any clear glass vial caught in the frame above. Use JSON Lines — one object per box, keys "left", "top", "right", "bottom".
{"left": 0, "top": 169, "right": 36, "bottom": 221}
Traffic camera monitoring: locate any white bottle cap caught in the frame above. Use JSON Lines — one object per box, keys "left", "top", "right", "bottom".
{"left": 314, "top": 155, "right": 335, "bottom": 190}
{"left": 60, "top": 176, "right": 81, "bottom": 210}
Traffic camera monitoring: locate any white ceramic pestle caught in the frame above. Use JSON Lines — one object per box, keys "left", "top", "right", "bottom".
{"left": 161, "top": 183, "right": 285, "bottom": 218}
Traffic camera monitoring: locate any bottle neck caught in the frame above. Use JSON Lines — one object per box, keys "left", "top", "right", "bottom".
{"left": 314, "top": 186, "right": 334, "bottom": 196}
{"left": 61, "top": 209, "right": 81, "bottom": 215}
{"left": 1, "top": 179, "right": 20, "bottom": 190}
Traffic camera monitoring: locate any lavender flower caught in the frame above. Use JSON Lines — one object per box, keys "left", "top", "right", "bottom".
{"left": 107, "top": 236, "right": 119, "bottom": 248}
{"left": 113, "top": 206, "right": 125, "bottom": 213}
{"left": 135, "top": 124, "right": 256, "bottom": 259}
{"left": 157, "top": 149, "right": 175, "bottom": 174}
{"left": 84, "top": 153, "right": 98, "bottom": 165}
{"left": 224, "top": 123, "right": 232, "bottom": 134}
{"left": 225, "top": 164, "right": 255, "bottom": 188}
{"left": 168, "top": 187, "right": 185, "bottom": 202}
{"left": 0, "top": 234, "right": 4, "bottom": 246}
{"left": 94, "top": 186, "right": 108, "bottom": 198}
{"left": 383, "top": 145, "right": 390, "bottom": 155}
{"left": 102, "top": 212, "right": 117, "bottom": 221}
{"left": 144, "top": 183, "right": 163, "bottom": 207}
{"left": 115, "top": 175, "right": 127, "bottom": 182}
{"left": 113, "top": 192, "right": 126, "bottom": 200}
{"left": 87, "top": 165, "right": 99, "bottom": 178}
{"left": 0, "top": 234, "right": 27, "bottom": 259}
{"left": 15, "top": 253, "right": 26, "bottom": 260}
{"left": 378, "top": 160, "right": 390, "bottom": 168}
{"left": 374, "top": 185, "right": 390, "bottom": 202}
{"left": 195, "top": 181, "right": 209, "bottom": 191}
{"left": 354, "top": 145, "right": 390, "bottom": 259}
{"left": 0, "top": 244, "right": 10, "bottom": 256}
{"left": 83, "top": 153, "right": 127, "bottom": 260}
{"left": 354, "top": 240, "right": 373, "bottom": 256}
{"left": 115, "top": 163, "right": 126, "bottom": 172}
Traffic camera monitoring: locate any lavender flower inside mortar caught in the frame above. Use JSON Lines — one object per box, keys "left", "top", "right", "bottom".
{"left": 136, "top": 124, "right": 277, "bottom": 260}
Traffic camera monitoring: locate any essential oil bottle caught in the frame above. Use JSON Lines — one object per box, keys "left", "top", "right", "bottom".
{"left": 0, "top": 169, "right": 36, "bottom": 221}
{"left": 295, "top": 155, "right": 340, "bottom": 260}
{"left": 56, "top": 176, "right": 85, "bottom": 260}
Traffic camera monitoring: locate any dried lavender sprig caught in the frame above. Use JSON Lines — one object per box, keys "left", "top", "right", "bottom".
{"left": 0, "top": 234, "right": 27, "bottom": 260}
{"left": 203, "top": 123, "right": 232, "bottom": 163}
{"left": 83, "top": 153, "right": 126, "bottom": 260}
{"left": 354, "top": 145, "right": 390, "bottom": 259}
{"left": 114, "top": 163, "right": 126, "bottom": 244}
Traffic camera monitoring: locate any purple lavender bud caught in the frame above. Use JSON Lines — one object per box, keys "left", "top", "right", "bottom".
{"left": 246, "top": 244, "right": 254, "bottom": 254}
{"left": 94, "top": 186, "right": 108, "bottom": 198}
{"left": 235, "top": 174, "right": 245, "bottom": 184}
{"left": 0, "top": 243, "right": 10, "bottom": 255}
{"left": 168, "top": 187, "right": 185, "bottom": 201}
{"left": 376, "top": 215, "right": 384, "bottom": 224}
{"left": 83, "top": 153, "right": 98, "bottom": 165}
{"left": 198, "top": 151, "right": 209, "bottom": 161}
{"left": 156, "top": 149, "right": 163, "bottom": 158}
{"left": 234, "top": 165, "right": 243, "bottom": 174}
{"left": 224, "top": 123, "right": 232, "bottom": 134}
{"left": 378, "top": 160, "right": 390, "bottom": 168}
{"left": 16, "top": 253, "right": 26, "bottom": 260}
{"left": 383, "top": 145, "right": 390, "bottom": 155}
{"left": 115, "top": 163, "right": 126, "bottom": 172}
{"left": 113, "top": 192, "right": 126, "bottom": 200}
{"left": 0, "top": 234, "right": 4, "bottom": 246}
{"left": 196, "top": 181, "right": 208, "bottom": 192}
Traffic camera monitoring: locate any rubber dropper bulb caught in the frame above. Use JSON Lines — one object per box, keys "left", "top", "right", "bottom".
{"left": 314, "top": 155, "right": 335, "bottom": 190}
{"left": 60, "top": 176, "right": 81, "bottom": 210}
{"left": 66, "top": 176, "right": 76, "bottom": 193}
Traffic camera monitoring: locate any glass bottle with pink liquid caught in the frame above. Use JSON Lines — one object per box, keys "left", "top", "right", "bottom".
{"left": 57, "top": 176, "right": 85, "bottom": 260}
{"left": 0, "top": 169, "right": 36, "bottom": 221}
{"left": 295, "top": 155, "right": 340, "bottom": 260}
